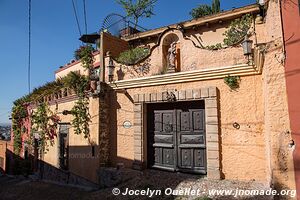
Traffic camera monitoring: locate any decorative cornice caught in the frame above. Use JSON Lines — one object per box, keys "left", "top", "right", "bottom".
{"left": 109, "top": 63, "right": 262, "bottom": 90}
{"left": 123, "top": 4, "right": 260, "bottom": 41}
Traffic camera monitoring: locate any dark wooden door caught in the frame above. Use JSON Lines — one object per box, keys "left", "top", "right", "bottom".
{"left": 148, "top": 102, "right": 206, "bottom": 174}
{"left": 177, "top": 109, "right": 206, "bottom": 174}
{"left": 151, "top": 110, "right": 176, "bottom": 171}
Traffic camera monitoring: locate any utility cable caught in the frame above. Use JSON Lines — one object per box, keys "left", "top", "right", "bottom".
{"left": 83, "top": 0, "right": 88, "bottom": 35}
{"left": 71, "top": 0, "right": 82, "bottom": 36}
{"left": 28, "top": 0, "right": 32, "bottom": 94}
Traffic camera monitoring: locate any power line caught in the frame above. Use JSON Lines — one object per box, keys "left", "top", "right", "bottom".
{"left": 28, "top": 0, "right": 32, "bottom": 94}
{"left": 71, "top": 0, "right": 82, "bottom": 36}
{"left": 83, "top": 0, "right": 88, "bottom": 35}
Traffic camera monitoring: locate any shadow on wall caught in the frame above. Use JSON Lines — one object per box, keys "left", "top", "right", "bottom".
{"left": 5, "top": 149, "right": 33, "bottom": 176}
{"left": 1, "top": 139, "right": 292, "bottom": 199}
{"left": 3, "top": 147, "right": 100, "bottom": 189}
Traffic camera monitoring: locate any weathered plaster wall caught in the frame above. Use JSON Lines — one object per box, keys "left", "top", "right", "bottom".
{"left": 261, "top": 0, "right": 296, "bottom": 192}
{"left": 110, "top": 27, "right": 248, "bottom": 80}
{"left": 109, "top": 91, "right": 135, "bottom": 167}
{"left": 103, "top": 32, "right": 129, "bottom": 58}
{"left": 109, "top": 74, "right": 268, "bottom": 182}
{"left": 42, "top": 96, "right": 100, "bottom": 183}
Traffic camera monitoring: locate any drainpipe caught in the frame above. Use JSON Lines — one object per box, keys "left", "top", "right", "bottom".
{"left": 279, "top": 0, "right": 286, "bottom": 57}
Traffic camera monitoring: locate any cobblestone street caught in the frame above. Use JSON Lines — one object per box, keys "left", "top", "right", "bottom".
{"left": 0, "top": 170, "right": 273, "bottom": 200}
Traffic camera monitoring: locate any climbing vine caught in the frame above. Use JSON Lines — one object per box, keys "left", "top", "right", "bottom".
{"left": 74, "top": 45, "right": 95, "bottom": 70}
{"left": 31, "top": 102, "right": 60, "bottom": 153}
{"left": 203, "top": 14, "right": 252, "bottom": 50}
{"left": 12, "top": 71, "right": 92, "bottom": 154}
{"left": 11, "top": 101, "right": 28, "bottom": 155}
{"left": 223, "top": 14, "right": 252, "bottom": 46}
{"left": 204, "top": 43, "right": 223, "bottom": 50}
{"left": 70, "top": 98, "right": 90, "bottom": 138}
{"left": 63, "top": 71, "right": 91, "bottom": 138}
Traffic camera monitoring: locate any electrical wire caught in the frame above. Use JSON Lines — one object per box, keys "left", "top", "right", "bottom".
{"left": 71, "top": 0, "right": 82, "bottom": 36}
{"left": 83, "top": 0, "right": 88, "bottom": 35}
{"left": 28, "top": 0, "right": 31, "bottom": 94}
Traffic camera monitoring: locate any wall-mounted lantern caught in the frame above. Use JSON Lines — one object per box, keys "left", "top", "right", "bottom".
{"left": 258, "top": 0, "right": 265, "bottom": 6}
{"left": 108, "top": 58, "right": 115, "bottom": 82}
{"left": 242, "top": 35, "right": 253, "bottom": 56}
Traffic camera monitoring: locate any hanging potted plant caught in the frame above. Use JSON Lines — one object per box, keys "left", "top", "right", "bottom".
{"left": 224, "top": 75, "right": 240, "bottom": 90}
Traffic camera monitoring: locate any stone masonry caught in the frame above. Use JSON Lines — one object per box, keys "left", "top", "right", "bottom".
{"left": 132, "top": 87, "right": 221, "bottom": 179}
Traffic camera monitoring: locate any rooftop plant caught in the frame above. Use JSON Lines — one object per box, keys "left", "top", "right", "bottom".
{"left": 116, "top": 0, "right": 157, "bottom": 29}
{"left": 117, "top": 47, "right": 150, "bottom": 65}
{"left": 190, "top": 0, "right": 220, "bottom": 19}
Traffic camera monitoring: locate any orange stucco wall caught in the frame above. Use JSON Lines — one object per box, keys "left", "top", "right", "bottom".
{"left": 105, "top": 0, "right": 296, "bottom": 191}
{"left": 281, "top": 0, "right": 300, "bottom": 198}
{"left": 109, "top": 75, "right": 268, "bottom": 181}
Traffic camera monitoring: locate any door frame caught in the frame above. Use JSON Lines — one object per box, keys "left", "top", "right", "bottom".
{"left": 132, "top": 87, "right": 221, "bottom": 179}
{"left": 147, "top": 102, "right": 207, "bottom": 174}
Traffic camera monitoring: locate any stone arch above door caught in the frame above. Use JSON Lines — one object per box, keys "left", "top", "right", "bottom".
{"left": 132, "top": 86, "right": 221, "bottom": 179}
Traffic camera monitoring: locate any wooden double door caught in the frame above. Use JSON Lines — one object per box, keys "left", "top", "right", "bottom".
{"left": 147, "top": 101, "right": 206, "bottom": 174}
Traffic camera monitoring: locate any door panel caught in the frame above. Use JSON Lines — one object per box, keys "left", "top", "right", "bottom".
{"left": 152, "top": 110, "right": 176, "bottom": 171}
{"left": 177, "top": 109, "right": 206, "bottom": 173}
{"left": 194, "top": 148, "right": 206, "bottom": 168}
{"left": 148, "top": 102, "right": 206, "bottom": 174}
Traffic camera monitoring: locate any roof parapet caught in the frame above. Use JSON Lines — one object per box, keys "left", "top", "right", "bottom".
{"left": 122, "top": 4, "right": 260, "bottom": 41}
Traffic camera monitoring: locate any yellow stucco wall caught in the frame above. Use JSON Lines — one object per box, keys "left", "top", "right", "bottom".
{"left": 42, "top": 97, "right": 100, "bottom": 183}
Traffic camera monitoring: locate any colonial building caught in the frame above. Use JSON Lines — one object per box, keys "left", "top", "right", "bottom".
{"left": 8, "top": 0, "right": 297, "bottom": 195}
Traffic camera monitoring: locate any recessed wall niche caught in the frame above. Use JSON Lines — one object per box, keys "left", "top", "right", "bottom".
{"left": 162, "top": 33, "right": 181, "bottom": 73}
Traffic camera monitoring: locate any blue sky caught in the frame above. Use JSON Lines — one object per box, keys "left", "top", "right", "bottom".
{"left": 0, "top": 0, "right": 255, "bottom": 124}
